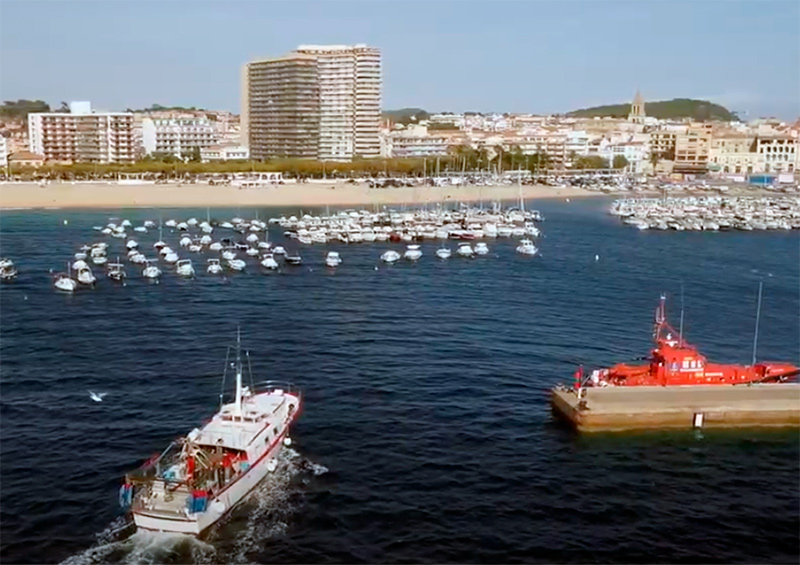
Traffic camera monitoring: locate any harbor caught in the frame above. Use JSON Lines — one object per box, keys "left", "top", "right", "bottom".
{"left": 551, "top": 383, "right": 800, "bottom": 432}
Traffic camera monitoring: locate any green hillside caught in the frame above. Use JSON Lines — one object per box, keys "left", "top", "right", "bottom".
{"left": 567, "top": 98, "right": 737, "bottom": 121}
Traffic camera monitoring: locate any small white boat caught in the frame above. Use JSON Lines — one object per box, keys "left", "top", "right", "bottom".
{"left": 246, "top": 247, "right": 260, "bottom": 257}
{"left": 54, "top": 267, "right": 78, "bottom": 292}
{"left": 381, "top": 250, "right": 401, "bottom": 263}
{"left": 129, "top": 253, "right": 146, "bottom": 264}
{"left": 121, "top": 219, "right": 132, "bottom": 228}
{"left": 134, "top": 226, "right": 148, "bottom": 233}
{"left": 404, "top": 245, "right": 422, "bottom": 261}
{"left": 142, "top": 260, "right": 161, "bottom": 279}
{"left": 1, "top": 260, "right": 18, "bottom": 281}
{"left": 74, "top": 252, "right": 87, "bottom": 260}
{"left": 207, "top": 258, "right": 223, "bottom": 275}
{"left": 284, "top": 254, "right": 302, "bottom": 266}
{"left": 107, "top": 260, "right": 126, "bottom": 282}
{"left": 515, "top": 239, "right": 539, "bottom": 256}
{"left": 186, "top": 217, "right": 198, "bottom": 226}
{"left": 92, "top": 255, "right": 108, "bottom": 266}
{"left": 77, "top": 266, "right": 96, "bottom": 285}
{"left": 209, "top": 242, "right": 223, "bottom": 251}
{"left": 164, "top": 251, "right": 180, "bottom": 264}
{"left": 326, "top": 251, "right": 342, "bottom": 268}
{"left": 474, "top": 242, "right": 489, "bottom": 256}
{"left": 72, "top": 259, "right": 89, "bottom": 270}
{"left": 200, "top": 235, "right": 213, "bottom": 246}
{"left": 456, "top": 243, "right": 474, "bottom": 258}
{"left": 126, "top": 239, "right": 139, "bottom": 250}
{"left": 246, "top": 233, "right": 259, "bottom": 244}
{"left": 435, "top": 247, "right": 452, "bottom": 259}
{"left": 176, "top": 259, "right": 195, "bottom": 278}
{"left": 159, "top": 245, "right": 173, "bottom": 257}
{"left": 179, "top": 236, "right": 192, "bottom": 248}
{"left": 261, "top": 254, "right": 278, "bottom": 270}
{"left": 221, "top": 250, "right": 237, "bottom": 261}
{"left": 227, "top": 258, "right": 246, "bottom": 271}
{"left": 143, "top": 220, "right": 156, "bottom": 229}
{"left": 257, "top": 241, "right": 271, "bottom": 250}
{"left": 165, "top": 219, "right": 177, "bottom": 228}
{"left": 189, "top": 244, "right": 203, "bottom": 253}
{"left": 272, "top": 246, "right": 286, "bottom": 256}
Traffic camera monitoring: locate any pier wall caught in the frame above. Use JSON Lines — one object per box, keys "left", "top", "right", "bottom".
{"left": 551, "top": 383, "right": 800, "bottom": 432}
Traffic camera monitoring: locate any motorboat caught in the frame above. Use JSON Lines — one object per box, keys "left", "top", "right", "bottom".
{"left": 1, "top": 259, "right": 18, "bottom": 281}
{"left": 221, "top": 250, "right": 237, "bottom": 261}
{"left": 209, "top": 242, "right": 223, "bottom": 251}
{"left": 325, "top": 251, "right": 342, "bottom": 268}
{"left": 107, "top": 260, "right": 126, "bottom": 282}
{"left": 474, "top": 242, "right": 489, "bottom": 256}
{"left": 246, "top": 247, "right": 260, "bottom": 257}
{"left": 127, "top": 239, "right": 139, "bottom": 250}
{"left": 261, "top": 254, "right": 278, "bottom": 270}
{"left": 187, "top": 217, "right": 198, "bottom": 227}
{"left": 435, "top": 247, "right": 451, "bottom": 260}
{"left": 143, "top": 260, "right": 162, "bottom": 280}
{"left": 180, "top": 236, "right": 192, "bottom": 248}
{"left": 404, "top": 245, "right": 422, "bottom": 261}
{"left": 284, "top": 254, "right": 303, "bottom": 266}
{"left": 74, "top": 252, "right": 87, "bottom": 260}
{"left": 272, "top": 246, "right": 286, "bottom": 256}
{"left": 456, "top": 243, "right": 474, "bottom": 258}
{"left": 134, "top": 226, "right": 148, "bottom": 233}
{"left": 165, "top": 219, "right": 177, "bottom": 228}
{"left": 515, "top": 239, "right": 539, "bottom": 256}
{"left": 164, "top": 251, "right": 180, "bottom": 264}
{"left": 121, "top": 219, "right": 132, "bottom": 228}
{"left": 72, "top": 259, "right": 89, "bottom": 271}
{"left": 176, "top": 259, "right": 195, "bottom": 278}
{"left": 227, "top": 258, "right": 246, "bottom": 271}
{"left": 92, "top": 255, "right": 108, "bottom": 266}
{"left": 129, "top": 252, "right": 146, "bottom": 264}
{"left": 207, "top": 259, "right": 223, "bottom": 275}
{"left": 381, "top": 250, "right": 401, "bottom": 263}
{"left": 77, "top": 266, "right": 97, "bottom": 285}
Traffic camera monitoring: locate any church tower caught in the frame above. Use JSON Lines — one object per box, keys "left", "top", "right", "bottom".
{"left": 628, "top": 90, "right": 645, "bottom": 124}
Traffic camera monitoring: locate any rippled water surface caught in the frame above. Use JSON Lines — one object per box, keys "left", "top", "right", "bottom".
{"left": 1, "top": 199, "right": 798, "bottom": 564}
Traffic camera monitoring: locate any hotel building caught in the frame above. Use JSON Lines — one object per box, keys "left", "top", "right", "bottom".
{"left": 141, "top": 117, "right": 217, "bottom": 158}
{"left": 243, "top": 44, "right": 381, "bottom": 161}
{"left": 28, "top": 101, "right": 135, "bottom": 163}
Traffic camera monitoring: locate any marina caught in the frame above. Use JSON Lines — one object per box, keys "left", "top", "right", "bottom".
{"left": 610, "top": 195, "right": 800, "bottom": 231}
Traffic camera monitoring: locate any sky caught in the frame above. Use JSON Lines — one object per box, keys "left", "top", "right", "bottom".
{"left": 1, "top": 0, "right": 798, "bottom": 119}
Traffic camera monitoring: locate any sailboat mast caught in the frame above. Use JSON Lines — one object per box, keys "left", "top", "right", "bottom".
{"left": 679, "top": 284, "right": 685, "bottom": 347}
{"left": 752, "top": 281, "right": 763, "bottom": 366}
{"left": 235, "top": 327, "right": 243, "bottom": 417}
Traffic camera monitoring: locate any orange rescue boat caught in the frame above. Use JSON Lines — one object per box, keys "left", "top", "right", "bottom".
{"left": 577, "top": 294, "right": 798, "bottom": 387}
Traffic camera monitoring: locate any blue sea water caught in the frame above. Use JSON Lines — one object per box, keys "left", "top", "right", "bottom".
{"left": 0, "top": 198, "right": 798, "bottom": 564}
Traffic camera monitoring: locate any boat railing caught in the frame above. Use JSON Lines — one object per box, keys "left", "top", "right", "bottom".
{"left": 252, "top": 380, "right": 302, "bottom": 399}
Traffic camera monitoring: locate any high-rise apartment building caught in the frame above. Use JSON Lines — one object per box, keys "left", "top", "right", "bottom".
{"left": 243, "top": 44, "right": 381, "bottom": 162}
{"left": 28, "top": 102, "right": 135, "bottom": 163}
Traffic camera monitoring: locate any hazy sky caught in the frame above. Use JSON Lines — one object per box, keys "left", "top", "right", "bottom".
{"left": 1, "top": 0, "right": 798, "bottom": 118}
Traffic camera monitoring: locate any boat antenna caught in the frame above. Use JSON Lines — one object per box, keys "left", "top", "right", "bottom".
{"left": 235, "top": 326, "right": 243, "bottom": 417}
{"left": 752, "top": 280, "right": 763, "bottom": 366}
{"left": 679, "top": 283, "right": 685, "bottom": 347}
{"left": 220, "top": 346, "right": 230, "bottom": 410}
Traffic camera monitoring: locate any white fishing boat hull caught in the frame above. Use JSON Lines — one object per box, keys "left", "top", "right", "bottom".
{"left": 133, "top": 434, "right": 288, "bottom": 535}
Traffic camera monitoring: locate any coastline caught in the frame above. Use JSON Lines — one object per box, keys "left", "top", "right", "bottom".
{"left": 0, "top": 181, "right": 786, "bottom": 210}
{"left": 0, "top": 181, "right": 606, "bottom": 210}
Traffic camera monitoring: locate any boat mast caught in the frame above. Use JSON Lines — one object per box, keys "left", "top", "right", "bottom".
{"left": 752, "top": 281, "right": 763, "bottom": 366}
{"left": 235, "top": 327, "right": 243, "bottom": 418}
{"left": 679, "top": 284, "right": 685, "bottom": 347}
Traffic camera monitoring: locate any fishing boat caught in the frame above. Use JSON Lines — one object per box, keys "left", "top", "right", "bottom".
{"left": 515, "top": 239, "right": 538, "bottom": 256}
{"left": 1, "top": 259, "right": 18, "bottom": 281}
{"left": 122, "top": 332, "right": 302, "bottom": 535}
{"left": 575, "top": 294, "right": 799, "bottom": 388}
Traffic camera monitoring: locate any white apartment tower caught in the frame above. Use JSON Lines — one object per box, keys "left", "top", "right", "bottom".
{"left": 28, "top": 102, "right": 135, "bottom": 163}
{"left": 141, "top": 117, "right": 217, "bottom": 158}
{"left": 243, "top": 44, "right": 381, "bottom": 161}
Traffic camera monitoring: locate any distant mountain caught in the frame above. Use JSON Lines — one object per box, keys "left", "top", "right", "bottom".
{"left": 567, "top": 98, "right": 738, "bottom": 121}
{"left": 382, "top": 108, "right": 429, "bottom": 125}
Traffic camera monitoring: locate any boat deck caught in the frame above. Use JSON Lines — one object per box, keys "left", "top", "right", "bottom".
{"left": 551, "top": 383, "right": 800, "bottom": 432}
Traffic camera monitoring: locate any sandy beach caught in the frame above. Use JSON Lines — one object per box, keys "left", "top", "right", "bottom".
{"left": 0, "top": 181, "right": 599, "bottom": 210}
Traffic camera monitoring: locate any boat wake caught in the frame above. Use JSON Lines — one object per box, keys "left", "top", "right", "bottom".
{"left": 61, "top": 448, "right": 328, "bottom": 565}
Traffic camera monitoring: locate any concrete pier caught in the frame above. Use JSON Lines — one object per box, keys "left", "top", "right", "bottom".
{"left": 551, "top": 383, "right": 800, "bottom": 432}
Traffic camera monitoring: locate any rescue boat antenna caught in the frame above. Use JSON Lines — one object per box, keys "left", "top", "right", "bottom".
{"left": 235, "top": 326, "right": 243, "bottom": 418}
{"left": 752, "top": 281, "right": 763, "bottom": 366}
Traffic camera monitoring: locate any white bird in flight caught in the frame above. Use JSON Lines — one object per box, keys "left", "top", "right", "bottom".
{"left": 89, "top": 391, "right": 107, "bottom": 402}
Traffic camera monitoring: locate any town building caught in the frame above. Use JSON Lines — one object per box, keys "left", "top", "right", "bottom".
{"left": 8, "top": 150, "right": 45, "bottom": 168}
{"left": 141, "top": 117, "right": 217, "bottom": 158}
{"left": 708, "top": 134, "right": 758, "bottom": 174}
{"left": 673, "top": 124, "right": 713, "bottom": 173}
{"left": 628, "top": 90, "right": 646, "bottom": 124}
{"left": 385, "top": 125, "right": 450, "bottom": 158}
{"left": 755, "top": 136, "right": 797, "bottom": 173}
{"left": 28, "top": 101, "right": 135, "bottom": 163}
{"left": 243, "top": 44, "right": 381, "bottom": 162}
{"left": 200, "top": 145, "right": 250, "bottom": 162}
{"left": 0, "top": 135, "right": 7, "bottom": 168}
